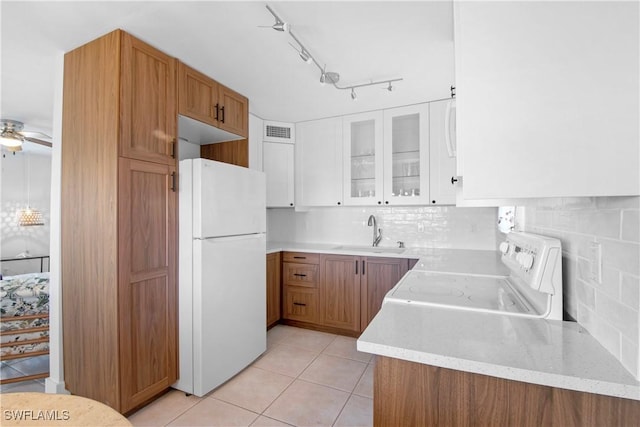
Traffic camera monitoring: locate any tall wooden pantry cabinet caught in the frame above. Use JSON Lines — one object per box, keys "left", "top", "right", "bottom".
{"left": 61, "top": 29, "right": 178, "bottom": 414}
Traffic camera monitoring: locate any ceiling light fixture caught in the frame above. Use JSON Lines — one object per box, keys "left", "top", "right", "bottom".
{"left": 264, "top": 4, "right": 402, "bottom": 100}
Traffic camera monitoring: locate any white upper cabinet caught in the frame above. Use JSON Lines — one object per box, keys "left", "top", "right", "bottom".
{"left": 296, "top": 118, "right": 343, "bottom": 207}
{"left": 383, "top": 104, "right": 430, "bottom": 206}
{"left": 342, "top": 111, "right": 384, "bottom": 206}
{"left": 263, "top": 141, "right": 294, "bottom": 208}
{"left": 455, "top": 1, "right": 639, "bottom": 199}
{"left": 428, "top": 99, "right": 457, "bottom": 205}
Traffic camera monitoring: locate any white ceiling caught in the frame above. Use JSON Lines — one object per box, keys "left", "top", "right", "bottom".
{"left": 1, "top": 1, "right": 455, "bottom": 136}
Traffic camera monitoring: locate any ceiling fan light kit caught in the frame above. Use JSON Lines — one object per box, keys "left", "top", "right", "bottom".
{"left": 0, "top": 119, "right": 53, "bottom": 151}
{"left": 19, "top": 207, "right": 45, "bottom": 227}
{"left": 265, "top": 4, "right": 402, "bottom": 101}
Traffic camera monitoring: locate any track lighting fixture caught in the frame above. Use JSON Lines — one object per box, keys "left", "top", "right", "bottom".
{"left": 264, "top": 4, "right": 403, "bottom": 100}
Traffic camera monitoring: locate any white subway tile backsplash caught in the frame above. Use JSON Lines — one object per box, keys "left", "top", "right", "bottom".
{"left": 621, "top": 274, "right": 640, "bottom": 311}
{"left": 622, "top": 210, "right": 640, "bottom": 242}
{"left": 267, "top": 206, "right": 500, "bottom": 250}
{"left": 525, "top": 196, "right": 640, "bottom": 379}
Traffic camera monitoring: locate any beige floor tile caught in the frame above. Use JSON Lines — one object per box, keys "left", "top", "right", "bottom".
{"left": 299, "top": 354, "right": 367, "bottom": 392}
{"left": 267, "top": 325, "right": 301, "bottom": 347}
{"left": 168, "top": 397, "right": 259, "bottom": 427}
{"left": 281, "top": 328, "right": 336, "bottom": 353}
{"left": 322, "top": 336, "right": 373, "bottom": 363}
{"left": 211, "top": 366, "right": 294, "bottom": 413}
{"left": 252, "top": 344, "right": 318, "bottom": 377}
{"left": 250, "top": 415, "right": 294, "bottom": 427}
{"left": 353, "top": 363, "right": 373, "bottom": 398}
{"left": 334, "top": 394, "right": 373, "bottom": 427}
{"left": 264, "top": 380, "right": 349, "bottom": 426}
{"left": 128, "top": 389, "right": 201, "bottom": 426}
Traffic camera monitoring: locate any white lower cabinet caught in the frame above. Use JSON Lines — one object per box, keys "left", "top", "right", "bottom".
{"left": 295, "top": 118, "right": 343, "bottom": 207}
{"left": 263, "top": 141, "right": 294, "bottom": 207}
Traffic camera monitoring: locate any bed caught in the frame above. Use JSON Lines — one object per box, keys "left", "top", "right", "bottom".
{"left": 0, "top": 270, "right": 50, "bottom": 384}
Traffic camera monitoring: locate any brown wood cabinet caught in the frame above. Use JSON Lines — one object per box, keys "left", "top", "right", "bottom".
{"left": 266, "top": 252, "right": 281, "bottom": 328}
{"left": 282, "top": 252, "right": 319, "bottom": 324}
{"left": 61, "top": 29, "right": 178, "bottom": 414}
{"left": 374, "top": 356, "right": 640, "bottom": 427}
{"left": 319, "top": 255, "right": 361, "bottom": 332}
{"left": 360, "top": 257, "right": 409, "bottom": 330}
{"left": 178, "top": 62, "right": 249, "bottom": 137}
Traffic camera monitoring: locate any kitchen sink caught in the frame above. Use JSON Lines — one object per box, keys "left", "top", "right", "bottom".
{"left": 332, "top": 245, "right": 406, "bottom": 254}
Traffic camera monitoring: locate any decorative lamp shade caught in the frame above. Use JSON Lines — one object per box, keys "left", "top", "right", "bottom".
{"left": 18, "top": 207, "right": 44, "bottom": 226}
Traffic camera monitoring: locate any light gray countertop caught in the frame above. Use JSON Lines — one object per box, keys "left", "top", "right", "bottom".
{"left": 268, "top": 241, "right": 640, "bottom": 400}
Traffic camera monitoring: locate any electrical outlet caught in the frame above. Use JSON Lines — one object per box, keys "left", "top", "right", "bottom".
{"left": 589, "top": 241, "right": 602, "bottom": 284}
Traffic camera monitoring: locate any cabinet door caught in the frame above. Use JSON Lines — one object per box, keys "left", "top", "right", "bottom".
{"left": 455, "top": 1, "right": 639, "bottom": 198}
{"left": 218, "top": 85, "right": 249, "bottom": 138}
{"left": 320, "top": 255, "right": 361, "bottom": 332}
{"left": 178, "top": 62, "right": 219, "bottom": 126}
{"left": 263, "top": 142, "right": 294, "bottom": 207}
{"left": 296, "top": 118, "right": 344, "bottom": 207}
{"left": 118, "top": 158, "right": 178, "bottom": 412}
{"left": 428, "top": 99, "right": 457, "bottom": 205}
{"left": 343, "top": 112, "right": 384, "bottom": 206}
{"left": 266, "top": 252, "right": 281, "bottom": 328}
{"left": 361, "top": 257, "right": 409, "bottom": 331}
{"left": 120, "top": 32, "right": 177, "bottom": 165}
{"left": 383, "top": 104, "right": 430, "bottom": 205}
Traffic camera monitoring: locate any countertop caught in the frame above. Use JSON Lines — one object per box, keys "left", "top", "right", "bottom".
{"left": 267, "top": 241, "right": 507, "bottom": 275}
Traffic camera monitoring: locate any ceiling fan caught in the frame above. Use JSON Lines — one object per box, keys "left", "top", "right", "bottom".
{"left": 0, "top": 119, "right": 52, "bottom": 152}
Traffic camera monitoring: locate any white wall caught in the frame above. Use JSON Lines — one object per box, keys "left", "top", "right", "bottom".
{"left": 267, "top": 205, "right": 501, "bottom": 251}
{"left": 0, "top": 150, "right": 52, "bottom": 276}
{"left": 524, "top": 197, "right": 640, "bottom": 379}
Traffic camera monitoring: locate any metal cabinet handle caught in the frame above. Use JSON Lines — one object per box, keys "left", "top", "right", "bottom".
{"left": 293, "top": 273, "right": 307, "bottom": 278}
{"left": 355, "top": 260, "right": 358, "bottom": 275}
{"left": 214, "top": 103, "right": 220, "bottom": 121}
{"left": 293, "top": 256, "right": 306, "bottom": 259}
{"left": 220, "top": 106, "right": 225, "bottom": 123}
{"left": 451, "top": 176, "right": 459, "bottom": 185}
{"left": 362, "top": 260, "right": 365, "bottom": 275}
{"left": 170, "top": 172, "right": 177, "bottom": 192}
{"left": 171, "top": 138, "right": 176, "bottom": 159}
{"left": 293, "top": 302, "right": 306, "bottom": 307}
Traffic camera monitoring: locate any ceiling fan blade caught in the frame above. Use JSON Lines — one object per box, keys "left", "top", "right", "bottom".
{"left": 24, "top": 137, "right": 52, "bottom": 147}
{"left": 20, "top": 130, "right": 52, "bottom": 139}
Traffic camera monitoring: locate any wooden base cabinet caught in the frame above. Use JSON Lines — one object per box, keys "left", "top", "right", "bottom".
{"left": 62, "top": 29, "right": 178, "bottom": 414}
{"left": 266, "top": 252, "right": 281, "bottom": 328}
{"left": 319, "top": 255, "right": 361, "bottom": 332}
{"left": 360, "top": 257, "right": 409, "bottom": 330}
{"left": 282, "top": 253, "right": 319, "bottom": 325}
{"left": 374, "top": 356, "right": 640, "bottom": 427}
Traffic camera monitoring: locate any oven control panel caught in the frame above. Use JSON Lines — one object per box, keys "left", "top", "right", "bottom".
{"left": 500, "top": 232, "right": 562, "bottom": 295}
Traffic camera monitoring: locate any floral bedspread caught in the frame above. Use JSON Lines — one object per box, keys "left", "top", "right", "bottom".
{"left": 1, "top": 272, "right": 49, "bottom": 318}
{"left": 1, "top": 273, "right": 50, "bottom": 358}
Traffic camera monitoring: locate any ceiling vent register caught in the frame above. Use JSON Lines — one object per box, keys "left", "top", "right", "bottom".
{"left": 266, "top": 125, "right": 291, "bottom": 140}
{"left": 263, "top": 121, "right": 295, "bottom": 144}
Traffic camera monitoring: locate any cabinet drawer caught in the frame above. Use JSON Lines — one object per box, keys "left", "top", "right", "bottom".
{"left": 282, "top": 252, "right": 320, "bottom": 265}
{"left": 283, "top": 263, "right": 318, "bottom": 288}
{"left": 283, "top": 287, "right": 318, "bottom": 323}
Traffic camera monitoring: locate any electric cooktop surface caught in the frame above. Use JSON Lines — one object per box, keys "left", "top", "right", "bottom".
{"left": 385, "top": 271, "right": 534, "bottom": 315}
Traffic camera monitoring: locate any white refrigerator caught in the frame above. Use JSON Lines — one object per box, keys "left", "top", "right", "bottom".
{"left": 174, "top": 158, "right": 266, "bottom": 397}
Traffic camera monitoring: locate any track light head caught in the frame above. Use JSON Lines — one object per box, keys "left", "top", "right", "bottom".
{"left": 350, "top": 88, "right": 357, "bottom": 101}
{"left": 386, "top": 82, "right": 394, "bottom": 92}
{"left": 320, "top": 70, "right": 326, "bottom": 85}
{"left": 299, "top": 49, "right": 312, "bottom": 64}
{"left": 272, "top": 20, "right": 289, "bottom": 32}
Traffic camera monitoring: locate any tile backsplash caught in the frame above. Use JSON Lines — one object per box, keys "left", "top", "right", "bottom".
{"left": 267, "top": 205, "right": 501, "bottom": 251}
{"left": 524, "top": 197, "right": 640, "bottom": 379}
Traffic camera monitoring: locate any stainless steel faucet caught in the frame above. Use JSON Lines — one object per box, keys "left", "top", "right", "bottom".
{"left": 367, "top": 215, "right": 382, "bottom": 247}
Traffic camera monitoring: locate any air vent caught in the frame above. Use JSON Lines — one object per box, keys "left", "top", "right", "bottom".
{"left": 266, "top": 125, "right": 291, "bottom": 140}
{"left": 263, "top": 121, "right": 295, "bottom": 144}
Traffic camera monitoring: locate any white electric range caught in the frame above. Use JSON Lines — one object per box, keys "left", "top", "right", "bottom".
{"left": 384, "top": 232, "right": 563, "bottom": 320}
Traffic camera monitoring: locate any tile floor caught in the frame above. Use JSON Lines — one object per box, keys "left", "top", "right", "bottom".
{"left": 128, "top": 325, "right": 374, "bottom": 426}
{"left": 0, "top": 355, "right": 48, "bottom": 393}
{"left": 0, "top": 326, "right": 374, "bottom": 426}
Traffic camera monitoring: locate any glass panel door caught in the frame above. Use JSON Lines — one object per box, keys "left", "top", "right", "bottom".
{"left": 343, "top": 112, "right": 383, "bottom": 205}
{"left": 383, "top": 104, "right": 429, "bottom": 205}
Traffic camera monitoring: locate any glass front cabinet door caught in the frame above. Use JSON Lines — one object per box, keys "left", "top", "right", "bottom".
{"left": 383, "top": 104, "right": 430, "bottom": 206}
{"left": 343, "top": 111, "right": 384, "bottom": 206}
